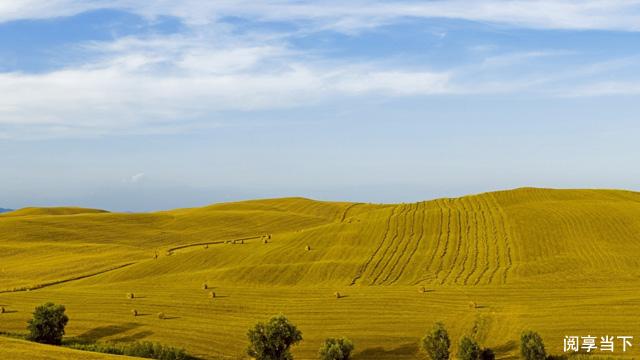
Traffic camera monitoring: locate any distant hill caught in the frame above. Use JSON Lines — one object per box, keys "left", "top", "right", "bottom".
{"left": 0, "top": 208, "right": 13, "bottom": 213}
{"left": 1, "top": 206, "right": 108, "bottom": 217}
{"left": 2, "top": 188, "right": 640, "bottom": 359}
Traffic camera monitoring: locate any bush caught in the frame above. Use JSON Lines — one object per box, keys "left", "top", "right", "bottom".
{"left": 520, "top": 331, "right": 546, "bottom": 360}
{"left": 319, "top": 337, "right": 354, "bottom": 360}
{"left": 69, "top": 341, "right": 193, "bottom": 360}
{"left": 247, "top": 314, "right": 303, "bottom": 360}
{"left": 421, "top": 322, "right": 450, "bottom": 360}
{"left": 27, "top": 302, "right": 69, "bottom": 345}
{"left": 458, "top": 336, "right": 481, "bottom": 360}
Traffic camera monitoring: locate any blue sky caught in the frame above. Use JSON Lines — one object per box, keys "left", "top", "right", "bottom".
{"left": 1, "top": 1, "right": 640, "bottom": 211}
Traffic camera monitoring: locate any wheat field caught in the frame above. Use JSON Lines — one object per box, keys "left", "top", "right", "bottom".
{"left": 1, "top": 188, "right": 640, "bottom": 359}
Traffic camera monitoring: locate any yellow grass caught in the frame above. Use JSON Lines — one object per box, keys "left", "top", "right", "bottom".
{"left": 0, "top": 336, "right": 141, "bottom": 359}
{"left": 1, "top": 188, "right": 640, "bottom": 359}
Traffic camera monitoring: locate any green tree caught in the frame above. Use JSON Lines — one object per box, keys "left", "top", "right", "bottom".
{"left": 27, "top": 302, "right": 69, "bottom": 345}
{"left": 247, "top": 314, "right": 303, "bottom": 360}
{"left": 422, "top": 322, "right": 451, "bottom": 360}
{"left": 319, "top": 337, "right": 354, "bottom": 360}
{"left": 520, "top": 331, "right": 546, "bottom": 360}
{"left": 458, "top": 336, "right": 481, "bottom": 360}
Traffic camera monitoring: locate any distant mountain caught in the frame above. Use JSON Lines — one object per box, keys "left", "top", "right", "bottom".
{"left": 0, "top": 208, "right": 13, "bottom": 213}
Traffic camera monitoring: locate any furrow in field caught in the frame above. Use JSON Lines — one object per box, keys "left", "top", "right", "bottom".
{"left": 440, "top": 199, "right": 464, "bottom": 285}
{"left": 480, "top": 195, "right": 503, "bottom": 285}
{"left": 473, "top": 199, "right": 491, "bottom": 285}
{"left": 365, "top": 205, "right": 406, "bottom": 284}
{"left": 388, "top": 201, "right": 426, "bottom": 285}
{"left": 424, "top": 201, "right": 445, "bottom": 275}
{"left": 381, "top": 202, "right": 419, "bottom": 284}
{"left": 349, "top": 206, "right": 397, "bottom": 285}
{"left": 463, "top": 200, "right": 480, "bottom": 285}
{"left": 454, "top": 197, "right": 472, "bottom": 285}
{"left": 373, "top": 204, "right": 412, "bottom": 285}
{"left": 433, "top": 200, "right": 453, "bottom": 284}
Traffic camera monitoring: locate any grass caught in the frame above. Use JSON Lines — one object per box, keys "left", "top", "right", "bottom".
{"left": 1, "top": 189, "right": 640, "bottom": 359}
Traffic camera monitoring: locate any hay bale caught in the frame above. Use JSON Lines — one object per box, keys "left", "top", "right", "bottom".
{"left": 263, "top": 238, "right": 268, "bottom": 244}
{"left": 418, "top": 286, "right": 426, "bottom": 293}
{"left": 334, "top": 291, "right": 341, "bottom": 299}
{"left": 305, "top": 245, "right": 311, "bottom": 251}
{"left": 131, "top": 309, "right": 138, "bottom": 317}
{"left": 157, "top": 312, "right": 165, "bottom": 320}
{"left": 203, "top": 244, "right": 209, "bottom": 249}
{"left": 469, "top": 301, "right": 477, "bottom": 309}
{"left": 241, "top": 239, "right": 244, "bottom": 244}
{"left": 127, "top": 292, "right": 135, "bottom": 299}
{"left": 209, "top": 291, "right": 216, "bottom": 299}
{"left": 202, "top": 283, "right": 208, "bottom": 290}
{"left": 0, "top": 306, "right": 5, "bottom": 314}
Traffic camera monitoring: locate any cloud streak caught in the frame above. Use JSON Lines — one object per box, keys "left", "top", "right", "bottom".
{"left": 2, "top": 1, "right": 640, "bottom": 139}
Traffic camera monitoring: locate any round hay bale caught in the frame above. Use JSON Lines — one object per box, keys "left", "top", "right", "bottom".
{"left": 334, "top": 291, "right": 341, "bottom": 299}
{"left": 469, "top": 301, "right": 477, "bottom": 309}
{"left": 418, "top": 286, "right": 426, "bottom": 293}
{"left": 263, "top": 238, "right": 268, "bottom": 244}
{"left": 202, "top": 283, "right": 208, "bottom": 290}
{"left": 209, "top": 291, "right": 216, "bottom": 299}
{"left": 157, "top": 312, "right": 165, "bottom": 320}
{"left": 241, "top": 239, "right": 244, "bottom": 244}
{"left": 131, "top": 309, "right": 138, "bottom": 317}
{"left": 305, "top": 245, "right": 311, "bottom": 251}
{"left": 203, "top": 244, "right": 209, "bottom": 249}
{"left": 127, "top": 292, "right": 134, "bottom": 299}
{"left": 0, "top": 306, "right": 5, "bottom": 314}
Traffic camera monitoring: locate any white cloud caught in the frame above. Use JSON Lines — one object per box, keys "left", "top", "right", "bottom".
{"left": 2, "top": 1, "right": 640, "bottom": 140}
{"left": 130, "top": 173, "right": 145, "bottom": 183}
{"left": 3, "top": 1, "right": 640, "bottom": 32}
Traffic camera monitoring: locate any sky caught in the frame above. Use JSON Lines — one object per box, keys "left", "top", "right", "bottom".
{"left": 1, "top": 1, "right": 640, "bottom": 212}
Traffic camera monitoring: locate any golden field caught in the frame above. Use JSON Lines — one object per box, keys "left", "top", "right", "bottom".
{"left": 1, "top": 187, "right": 640, "bottom": 359}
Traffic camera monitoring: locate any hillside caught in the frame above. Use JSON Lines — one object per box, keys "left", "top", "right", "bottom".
{"left": 1, "top": 188, "right": 640, "bottom": 359}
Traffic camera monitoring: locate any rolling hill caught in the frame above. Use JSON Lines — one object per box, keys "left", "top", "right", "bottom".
{"left": 1, "top": 188, "right": 640, "bottom": 359}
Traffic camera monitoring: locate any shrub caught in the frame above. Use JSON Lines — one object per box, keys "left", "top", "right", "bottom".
{"left": 69, "top": 341, "right": 193, "bottom": 360}
{"left": 319, "top": 337, "right": 354, "bottom": 360}
{"left": 27, "top": 302, "right": 69, "bottom": 345}
{"left": 421, "top": 322, "right": 450, "bottom": 360}
{"left": 247, "top": 314, "right": 302, "bottom": 360}
{"left": 520, "top": 331, "right": 546, "bottom": 360}
{"left": 458, "top": 336, "right": 481, "bottom": 360}
{"left": 480, "top": 348, "right": 495, "bottom": 360}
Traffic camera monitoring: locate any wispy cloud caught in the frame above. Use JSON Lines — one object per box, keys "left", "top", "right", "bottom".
{"left": 2, "top": 1, "right": 640, "bottom": 139}
{"left": 3, "top": 1, "right": 640, "bottom": 31}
